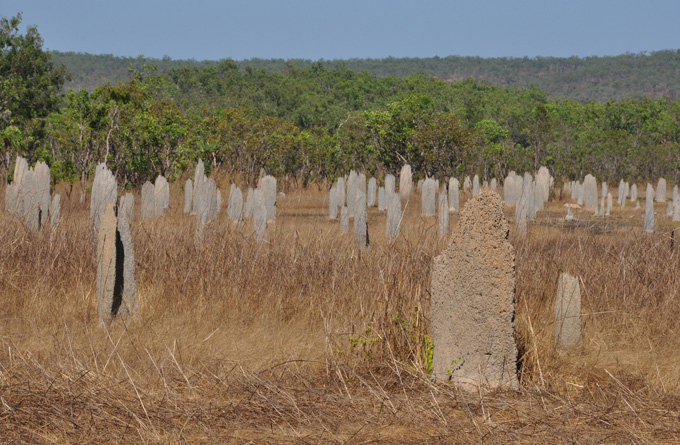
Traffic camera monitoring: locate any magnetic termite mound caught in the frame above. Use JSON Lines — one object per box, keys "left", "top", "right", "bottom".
{"left": 96, "top": 202, "right": 138, "bottom": 324}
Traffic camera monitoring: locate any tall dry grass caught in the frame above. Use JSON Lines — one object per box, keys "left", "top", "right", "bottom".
{"left": 1, "top": 184, "right": 680, "bottom": 442}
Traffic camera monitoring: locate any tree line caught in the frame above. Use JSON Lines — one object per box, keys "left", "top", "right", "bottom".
{"left": 52, "top": 50, "right": 680, "bottom": 101}
{"left": 3, "top": 14, "right": 680, "bottom": 190}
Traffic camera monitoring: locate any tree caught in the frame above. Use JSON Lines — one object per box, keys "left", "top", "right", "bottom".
{"left": 0, "top": 13, "right": 67, "bottom": 171}
{"left": 413, "top": 112, "right": 476, "bottom": 179}
{"left": 527, "top": 102, "right": 557, "bottom": 170}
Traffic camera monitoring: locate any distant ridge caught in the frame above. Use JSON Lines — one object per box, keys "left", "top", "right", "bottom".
{"left": 52, "top": 50, "right": 680, "bottom": 101}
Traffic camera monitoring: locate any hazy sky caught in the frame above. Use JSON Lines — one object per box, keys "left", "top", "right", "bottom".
{"left": 3, "top": 1, "right": 680, "bottom": 60}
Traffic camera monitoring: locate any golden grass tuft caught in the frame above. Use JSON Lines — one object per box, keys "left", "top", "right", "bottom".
{"left": 1, "top": 184, "right": 680, "bottom": 442}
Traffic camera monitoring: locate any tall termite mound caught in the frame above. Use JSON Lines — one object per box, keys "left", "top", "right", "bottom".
{"left": 431, "top": 189, "right": 518, "bottom": 389}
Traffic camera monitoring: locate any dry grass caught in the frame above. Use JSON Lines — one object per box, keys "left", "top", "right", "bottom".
{"left": 1, "top": 183, "right": 680, "bottom": 443}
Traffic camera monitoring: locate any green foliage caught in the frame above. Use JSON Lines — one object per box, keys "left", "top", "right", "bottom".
{"left": 52, "top": 50, "right": 680, "bottom": 102}
{"left": 0, "top": 14, "right": 67, "bottom": 125}
{"left": 476, "top": 119, "right": 509, "bottom": 145}
{"left": 0, "top": 13, "right": 67, "bottom": 172}
{"left": 348, "top": 328, "right": 381, "bottom": 361}
{"left": 25, "top": 64, "right": 680, "bottom": 186}
{"left": 447, "top": 357, "right": 465, "bottom": 377}
{"left": 4, "top": 17, "right": 680, "bottom": 186}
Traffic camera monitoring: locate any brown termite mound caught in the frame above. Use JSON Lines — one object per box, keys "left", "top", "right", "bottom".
{"left": 431, "top": 189, "right": 518, "bottom": 389}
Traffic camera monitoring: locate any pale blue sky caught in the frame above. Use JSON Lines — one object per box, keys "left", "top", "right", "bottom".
{"left": 3, "top": 1, "right": 679, "bottom": 60}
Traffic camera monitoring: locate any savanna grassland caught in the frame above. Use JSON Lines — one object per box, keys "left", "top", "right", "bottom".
{"left": 2, "top": 181, "right": 680, "bottom": 443}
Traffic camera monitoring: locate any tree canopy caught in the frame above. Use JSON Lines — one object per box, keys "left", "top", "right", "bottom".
{"left": 0, "top": 13, "right": 67, "bottom": 170}
{"left": 3, "top": 15, "right": 680, "bottom": 190}
{"left": 52, "top": 50, "right": 680, "bottom": 101}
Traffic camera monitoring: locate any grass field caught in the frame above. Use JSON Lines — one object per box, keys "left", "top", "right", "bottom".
{"left": 1, "top": 181, "right": 680, "bottom": 442}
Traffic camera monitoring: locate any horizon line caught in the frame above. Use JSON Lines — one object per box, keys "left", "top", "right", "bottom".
{"left": 49, "top": 48, "right": 680, "bottom": 64}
